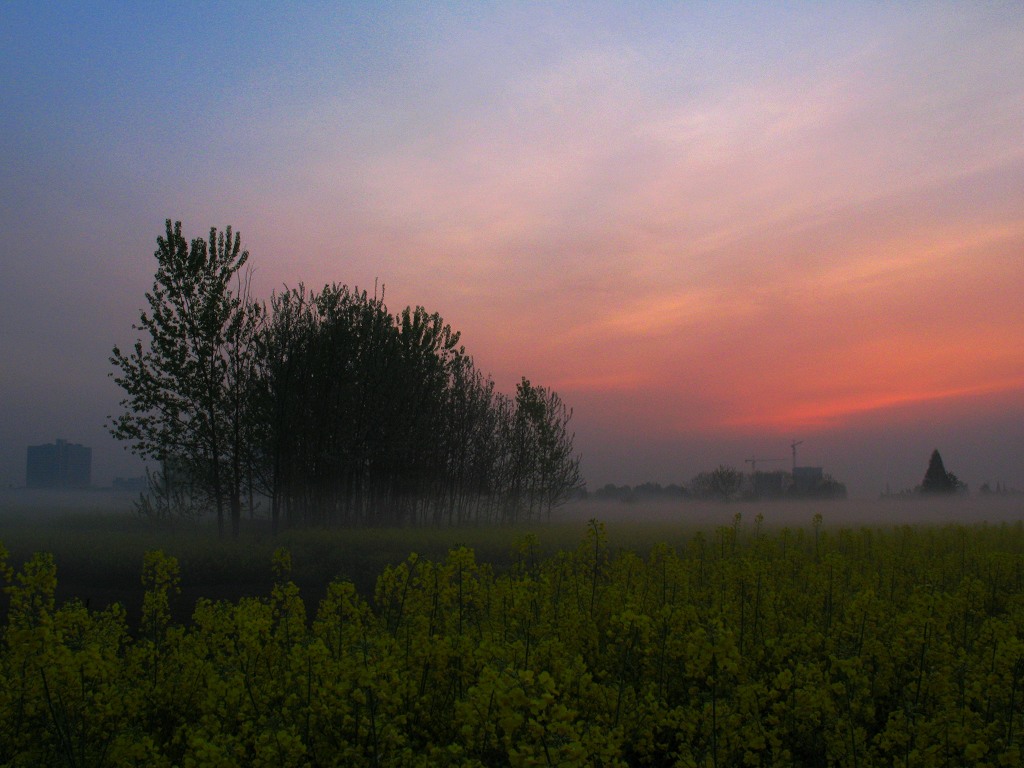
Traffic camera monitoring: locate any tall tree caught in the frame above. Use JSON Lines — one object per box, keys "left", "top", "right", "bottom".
{"left": 109, "top": 220, "right": 263, "bottom": 537}
{"left": 513, "top": 378, "right": 584, "bottom": 521}
{"left": 256, "top": 285, "right": 583, "bottom": 528}
{"left": 920, "top": 449, "right": 956, "bottom": 494}
{"left": 254, "top": 284, "right": 314, "bottom": 532}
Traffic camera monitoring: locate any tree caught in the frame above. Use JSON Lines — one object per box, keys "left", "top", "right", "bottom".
{"left": 109, "top": 220, "right": 264, "bottom": 537}
{"left": 512, "top": 378, "right": 584, "bottom": 521}
{"left": 112, "top": 224, "right": 585, "bottom": 532}
{"left": 920, "top": 449, "right": 956, "bottom": 494}
{"left": 254, "top": 284, "right": 584, "bottom": 528}
{"left": 690, "top": 465, "right": 742, "bottom": 501}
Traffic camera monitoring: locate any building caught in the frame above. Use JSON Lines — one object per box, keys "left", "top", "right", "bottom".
{"left": 26, "top": 439, "right": 92, "bottom": 489}
{"left": 751, "top": 470, "right": 787, "bottom": 499}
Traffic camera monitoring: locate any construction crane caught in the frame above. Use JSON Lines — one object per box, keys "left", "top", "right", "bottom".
{"left": 791, "top": 440, "right": 804, "bottom": 472}
{"left": 745, "top": 457, "right": 783, "bottom": 473}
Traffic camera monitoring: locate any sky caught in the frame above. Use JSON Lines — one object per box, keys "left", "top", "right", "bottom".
{"left": 2, "top": 2, "right": 1022, "bottom": 498}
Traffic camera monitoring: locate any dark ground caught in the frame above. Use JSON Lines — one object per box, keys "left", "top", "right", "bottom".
{"left": 2, "top": 492, "right": 1021, "bottom": 630}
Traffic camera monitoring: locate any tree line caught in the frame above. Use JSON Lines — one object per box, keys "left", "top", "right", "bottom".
{"left": 591, "top": 466, "right": 847, "bottom": 504}
{"left": 109, "top": 221, "right": 582, "bottom": 536}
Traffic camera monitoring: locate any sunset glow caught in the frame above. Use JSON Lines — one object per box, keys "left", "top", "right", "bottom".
{"left": 2, "top": 2, "right": 1022, "bottom": 496}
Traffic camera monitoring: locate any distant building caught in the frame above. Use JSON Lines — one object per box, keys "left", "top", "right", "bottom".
{"left": 26, "top": 439, "right": 92, "bottom": 489}
{"left": 752, "top": 470, "right": 787, "bottom": 499}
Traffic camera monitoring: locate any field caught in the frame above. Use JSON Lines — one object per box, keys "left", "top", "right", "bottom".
{"left": 1, "top": 494, "right": 1023, "bottom": 765}
{"left": 2, "top": 492, "right": 1019, "bottom": 622}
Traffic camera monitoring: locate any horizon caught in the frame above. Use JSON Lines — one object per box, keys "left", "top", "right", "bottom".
{"left": 6, "top": 433, "right": 1012, "bottom": 501}
{"left": 2, "top": 3, "right": 1022, "bottom": 499}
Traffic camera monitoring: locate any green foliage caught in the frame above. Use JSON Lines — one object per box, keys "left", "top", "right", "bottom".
{"left": 2, "top": 522, "right": 1024, "bottom": 765}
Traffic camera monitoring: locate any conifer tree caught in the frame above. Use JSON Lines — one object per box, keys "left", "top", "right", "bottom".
{"left": 921, "top": 448, "right": 955, "bottom": 494}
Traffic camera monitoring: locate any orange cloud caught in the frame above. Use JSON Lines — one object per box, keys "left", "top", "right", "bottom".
{"left": 724, "top": 378, "right": 1024, "bottom": 431}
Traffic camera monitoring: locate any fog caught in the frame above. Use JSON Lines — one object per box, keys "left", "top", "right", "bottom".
{"left": 1, "top": 489, "right": 1019, "bottom": 532}
{"left": 0, "top": 488, "right": 138, "bottom": 518}
{"left": 556, "top": 495, "right": 1024, "bottom": 530}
